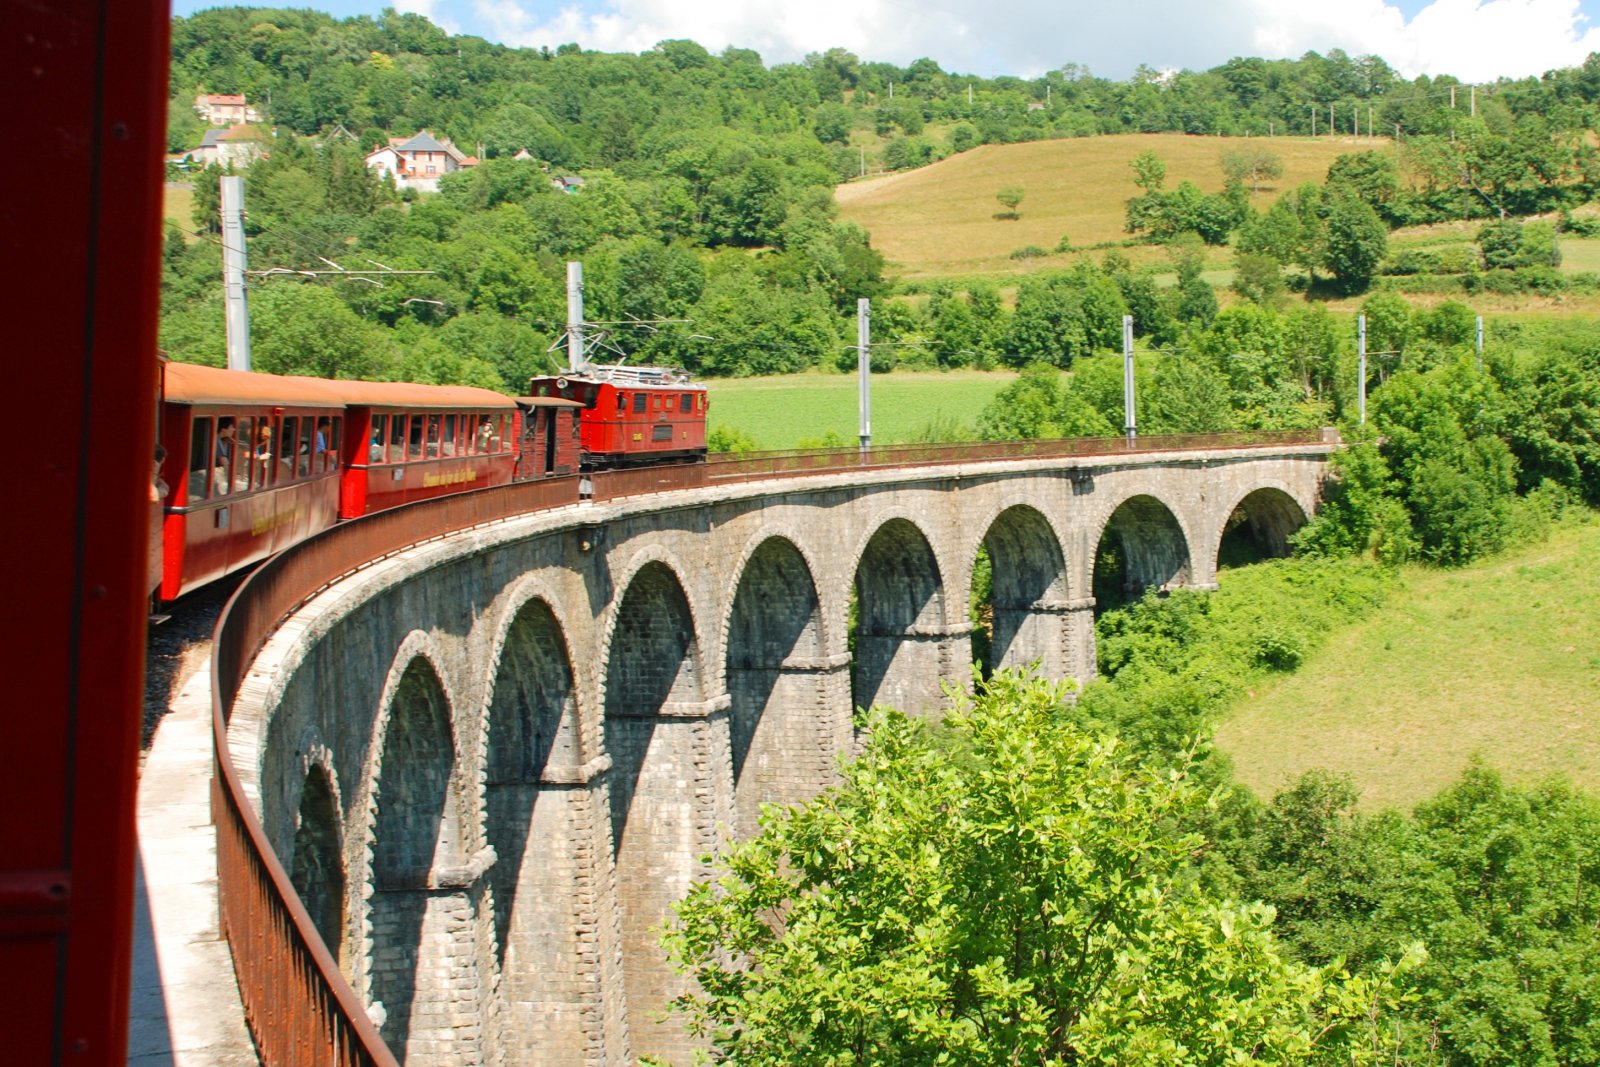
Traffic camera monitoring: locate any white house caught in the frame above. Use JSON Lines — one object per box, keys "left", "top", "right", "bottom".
{"left": 364, "top": 130, "right": 477, "bottom": 193}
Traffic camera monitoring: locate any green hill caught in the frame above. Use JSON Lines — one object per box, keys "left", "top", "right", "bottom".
{"left": 1216, "top": 517, "right": 1600, "bottom": 810}
{"left": 836, "top": 133, "right": 1363, "bottom": 278}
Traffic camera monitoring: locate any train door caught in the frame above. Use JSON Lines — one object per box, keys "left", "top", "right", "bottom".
{"left": 543, "top": 407, "right": 558, "bottom": 475}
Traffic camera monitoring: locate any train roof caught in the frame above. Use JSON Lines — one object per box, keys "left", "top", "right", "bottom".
{"left": 164, "top": 362, "right": 346, "bottom": 406}
{"left": 331, "top": 380, "right": 518, "bottom": 411}
{"left": 163, "top": 362, "right": 518, "bottom": 411}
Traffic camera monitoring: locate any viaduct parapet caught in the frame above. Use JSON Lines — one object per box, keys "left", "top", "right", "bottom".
{"left": 222, "top": 441, "right": 1333, "bottom": 1065}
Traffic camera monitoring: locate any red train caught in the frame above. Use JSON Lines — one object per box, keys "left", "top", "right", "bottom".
{"left": 154, "top": 360, "right": 706, "bottom": 602}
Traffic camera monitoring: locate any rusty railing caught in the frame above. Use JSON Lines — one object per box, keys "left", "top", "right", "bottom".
{"left": 209, "top": 429, "right": 1335, "bottom": 1063}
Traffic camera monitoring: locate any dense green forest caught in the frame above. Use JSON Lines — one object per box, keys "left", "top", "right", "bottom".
{"left": 162, "top": 7, "right": 1600, "bottom": 391}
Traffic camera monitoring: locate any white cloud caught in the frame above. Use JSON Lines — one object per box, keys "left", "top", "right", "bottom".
{"left": 463, "top": 0, "right": 1600, "bottom": 81}
{"left": 395, "top": 0, "right": 461, "bottom": 35}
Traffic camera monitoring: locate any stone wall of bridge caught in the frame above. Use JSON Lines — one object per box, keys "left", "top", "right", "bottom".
{"left": 223, "top": 444, "right": 1331, "bottom": 1066}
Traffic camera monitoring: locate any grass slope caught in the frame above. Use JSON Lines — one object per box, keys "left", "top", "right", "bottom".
{"left": 836, "top": 133, "right": 1363, "bottom": 278}
{"left": 1216, "top": 518, "right": 1600, "bottom": 810}
{"left": 708, "top": 370, "right": 1015, "bottom": 450}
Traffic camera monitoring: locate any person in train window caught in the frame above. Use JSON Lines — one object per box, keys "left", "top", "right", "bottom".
{"left": 213, "top": 417, "right": 236, "bottom": 496}
{"left": 254, "top": 423, "right": 274, "bottom": 486}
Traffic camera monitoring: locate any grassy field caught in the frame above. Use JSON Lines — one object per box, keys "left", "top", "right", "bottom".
{"left": 707, "top": 370, "right": 1016, "bottom": 449}
{"left": 836, "top": 133, "right": 1365, "bottom": 279}
{"left": 163, "top": 182, "right": 197, "bottom": 242}
{"left": 1216, "top": 518, "right": 1600, "bottom": 810}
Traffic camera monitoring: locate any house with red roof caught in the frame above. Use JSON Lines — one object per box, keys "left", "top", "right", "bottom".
{"left": 193, "top": 93, "right": 260, "bottom": 126}
{"left": 364, "top": 130, "right": 477, "bottom": 192}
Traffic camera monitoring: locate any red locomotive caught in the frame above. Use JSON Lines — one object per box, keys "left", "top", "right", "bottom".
{"left": 529, "top": 363, "right": 708, "bottom": 469}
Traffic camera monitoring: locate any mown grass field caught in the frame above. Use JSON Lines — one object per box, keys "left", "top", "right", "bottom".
{"left": 164, "top": 182, "right": 197, "bottom": 242}
{"left": 1216, "top": 518, "right": 1600, "bottom": 810}
{"left": 835, "top": 133, "right": 1365, "bottom": 279}
{"left": 707, "top": 370, "right": 1016, "bottom": 450}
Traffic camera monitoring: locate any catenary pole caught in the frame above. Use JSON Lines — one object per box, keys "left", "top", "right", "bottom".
{"left": 566, "top": 261, "right": 585, "bottom": 373}
{"left": 1358, "top": 314, "right": 1368, "bottom": 425}
{"left": 1123, "top": 315, "right": 1137, "bottom": 444}
{"left": 220, "top": 176, "right": 252, "bottom": 371}
{"left": 858, "top": 298, "right": 871, "bottom": 451}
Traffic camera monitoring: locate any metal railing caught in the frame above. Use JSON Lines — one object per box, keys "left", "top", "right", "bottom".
{"left": 208, "top": 429, "right": 1335, "bottom": 1063}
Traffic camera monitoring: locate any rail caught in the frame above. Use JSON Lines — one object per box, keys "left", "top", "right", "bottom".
{"left": 208, "top": 429, "right": 1335, "bottom": 1063}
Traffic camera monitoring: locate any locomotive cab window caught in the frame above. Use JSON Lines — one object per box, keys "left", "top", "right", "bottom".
{"left": 616, "top": 392, "right": 627, "bottom": 411}
{"left": 681, "top": 393, "right": 694, "bottom": 412}
{"left": 632, "top": 392, "right": 647, "bottom": 414}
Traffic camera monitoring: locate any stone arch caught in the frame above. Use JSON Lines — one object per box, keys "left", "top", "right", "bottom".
{"left": 1092, "top": 493, "right": 1193, "bottom": 611}
{"left": 602, "top": 559, "right": 724, "bottom": 1063}
{"left": 970, "top": 504, "right": 1075, "bottom": 680}
{"left": 850, "top": 516, "right": 953, "bottom": 715}
{"left": 289, "top": 760, "right": 346, "bottom": 967}
{"left": 362, "top": 651, "right": 481, "bottom": 1066}
{"left": 723, "top": 533, "right": 845, "bottom": 837}
{"left": 1215, "top": 485, "right": 1310, "bottom": 570}
{"left": 480, "top": 593, "right": 594, "bottom": 1055}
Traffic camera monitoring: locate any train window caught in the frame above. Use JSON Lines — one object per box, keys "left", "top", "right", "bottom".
{"left": 441, "top": 414, "right": 457, "bottom": 456}
{"left": 462, "top": 415, "right": 477, "bottom": 454}
{"left": 424, "top": 413, "right": 441, "bottom": 457}
{"left": 189, "top": 419, "right": 212, "bottom": 501}
{"left": 389, "top": 414, "right": 407, "bottom": 463}
{"left": 212, "top": 417, "right": 236, "bottom": 497}
{"left": 615, "top": 392, "right": 627, "bottom": 411}
{"left": 235, "top": 417, "right": 255, "bottom": 492}
{"left": 299, "top": 418, "right": 315, "bottom": 476}
{"left": 259, "top": 419, "right": 280, "bottom": 489}
{"left": 680, "top": 393, "right": 694, "bottom": 412}
{"left": 369, "top": 414, "right": 387, "bottom": 463}
{"left": 405, "top": 415, "right": 422, "bottom": 459}
{"left": 279, "top": 417, "right": 299, "bottom": 481}
{"left": 633, "top": 393, "right": 647, "bottom": 414}
{"left": 664, "top": 395, "right": 675, "bottom": 411}
{"left": 326, "top": 417, "right": 341, "bottom": 469}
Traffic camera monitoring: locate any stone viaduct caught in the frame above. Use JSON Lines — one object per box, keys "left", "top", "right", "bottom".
{"left": 222, "top": 441, "right": 1332, "bottom": 1066}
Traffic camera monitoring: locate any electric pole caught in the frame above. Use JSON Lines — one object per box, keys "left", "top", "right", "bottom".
{"left": 1358, "top": 314, "right": 1368, "bottom": 425}
{"left": 1122, "top": 315, "right": 1136, "bottom": 444}
{"left": 857, "top": 298, "right": 871, "bottom": 451}
{"left": 220, "top": 176, "right": 252, "bottom": 372}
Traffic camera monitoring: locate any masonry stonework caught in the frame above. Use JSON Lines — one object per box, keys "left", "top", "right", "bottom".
{"left": 225, "top": 445, "right": 1332, "bottom": 1065}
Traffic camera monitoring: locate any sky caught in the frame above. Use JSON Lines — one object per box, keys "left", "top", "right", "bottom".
{"left": 172, "top": 0, "right": 1600, "bottom": 83}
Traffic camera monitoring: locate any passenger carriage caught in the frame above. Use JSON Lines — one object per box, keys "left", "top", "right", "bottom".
{"left": 336, "top": 382, "right": 521, "bottom": 517}
{"left": 157, "top": 363, "right": 345, "bottom": 600}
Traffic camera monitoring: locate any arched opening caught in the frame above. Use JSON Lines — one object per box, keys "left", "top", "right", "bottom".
{"left": 725, "top": 537, "right": 831, "bottom": 838}
{"left": 367, "top": 658, "right": 471, "bottom": 1065}
{"left": 290, "top": 765, "right": 345, "bottom": 967}
{"left": 603, "top": 561, "right": 710, "bottom": 1062}
{"left": 484, "top": 597, "right": 585, "bottom": 1052}
{"left": 1092, "top": 495, "right": 1191, "bottom": 616}
{"left": 1217, "top": 487, "right": 1308, "bottom": 570}
{"left": 852, "top": 519, "right": 946, "bottom": 715}
{"left": 971, "top": 506, "right": 1070, "bottom": 679}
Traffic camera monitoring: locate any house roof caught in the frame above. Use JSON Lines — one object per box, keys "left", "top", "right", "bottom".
{"left": 198, "top": 129, "right": 226, "bottom": 148}
{"left": 218, "top": 124, "right": 265, "bottom": 142}
{"left": 201, "top": 93, "right": 248, "bottom": 106}
{"left": 395, "top": 130, "right": 450, "bottom": 154}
